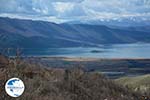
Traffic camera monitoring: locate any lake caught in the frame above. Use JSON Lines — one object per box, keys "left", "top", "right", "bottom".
{"left": 2, "top": 43, "right": 150, "bottom": 58}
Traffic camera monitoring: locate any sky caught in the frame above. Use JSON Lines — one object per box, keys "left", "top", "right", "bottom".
{"left": 0, "top": 0, "right": 150, "bottom": 23}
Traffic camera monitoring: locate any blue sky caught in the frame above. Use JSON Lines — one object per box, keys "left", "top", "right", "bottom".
{"left": 0, "top": 0, "right": 150, "bottom": 23}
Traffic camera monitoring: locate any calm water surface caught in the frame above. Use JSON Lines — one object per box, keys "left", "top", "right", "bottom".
{"left": 2, "top": 43, "right": 150, "bottom": 58}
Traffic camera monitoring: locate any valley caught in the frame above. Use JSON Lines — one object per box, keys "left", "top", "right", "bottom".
{"left": 23, "top": 57, "right": 150, "bottom": 79}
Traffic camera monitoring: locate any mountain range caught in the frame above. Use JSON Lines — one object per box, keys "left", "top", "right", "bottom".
{"left": 0, "top": 17, "right": 150, "bottom": 48}
{"left": 66, "top": 17, "right": 150, "bottom": 27}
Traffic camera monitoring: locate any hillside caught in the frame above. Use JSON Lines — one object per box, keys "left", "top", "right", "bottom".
{"left": 0, "top": 17, "right": 150, "bottom": 48}
{"left": 0, "top": 55, "right": 142, "bottom": 100}
{"left": 116, "top": 75, "right": 150, "bottom": 95}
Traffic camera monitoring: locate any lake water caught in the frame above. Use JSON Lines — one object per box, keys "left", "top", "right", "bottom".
{"left": 2, "top": 43, "right": 150, "bottom": 58}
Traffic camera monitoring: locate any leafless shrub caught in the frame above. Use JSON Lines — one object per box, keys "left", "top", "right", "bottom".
{"left": 0, "top": 54, "right": 144, "bottom": 100}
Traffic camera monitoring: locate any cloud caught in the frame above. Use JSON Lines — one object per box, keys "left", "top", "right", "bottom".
{"left": 82, "top": 0, "right": 150, "bottom": 14}
{"left": 0, "top": 0, "right": 150, "bottom": 23}
{"left": 53, "top": 2, "right": 74, "bottom": 13}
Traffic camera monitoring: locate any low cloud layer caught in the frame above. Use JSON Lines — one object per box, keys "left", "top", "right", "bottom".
{"left": 0, "top": 0, "right": 150, "bottom": 23}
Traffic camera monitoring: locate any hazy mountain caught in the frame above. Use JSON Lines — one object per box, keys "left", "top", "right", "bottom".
{"left": 66, "top": 17, "right": 150, "bottom": 27}
{"left": 0, "top": 17, "right": 150, "bottom": 48}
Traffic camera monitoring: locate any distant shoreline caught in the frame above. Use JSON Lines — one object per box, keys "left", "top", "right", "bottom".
{"left": 10, "top": 56, "right": 150, "bottom": 60}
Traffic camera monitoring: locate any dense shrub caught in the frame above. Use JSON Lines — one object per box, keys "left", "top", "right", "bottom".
{"left": 0, "top": 55, "right": 142, "bottom": 100}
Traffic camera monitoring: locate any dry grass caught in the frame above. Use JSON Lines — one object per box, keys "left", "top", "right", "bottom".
{"left": 0, "top": 55, "right": 143, "bottom": 100}
{"left": 116, "top": 75, "right": 150, "bottom": 96}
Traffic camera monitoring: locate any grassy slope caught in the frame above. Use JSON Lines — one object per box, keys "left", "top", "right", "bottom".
{"left": 116, "top": 75, "right": 150, "bottom": 94}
